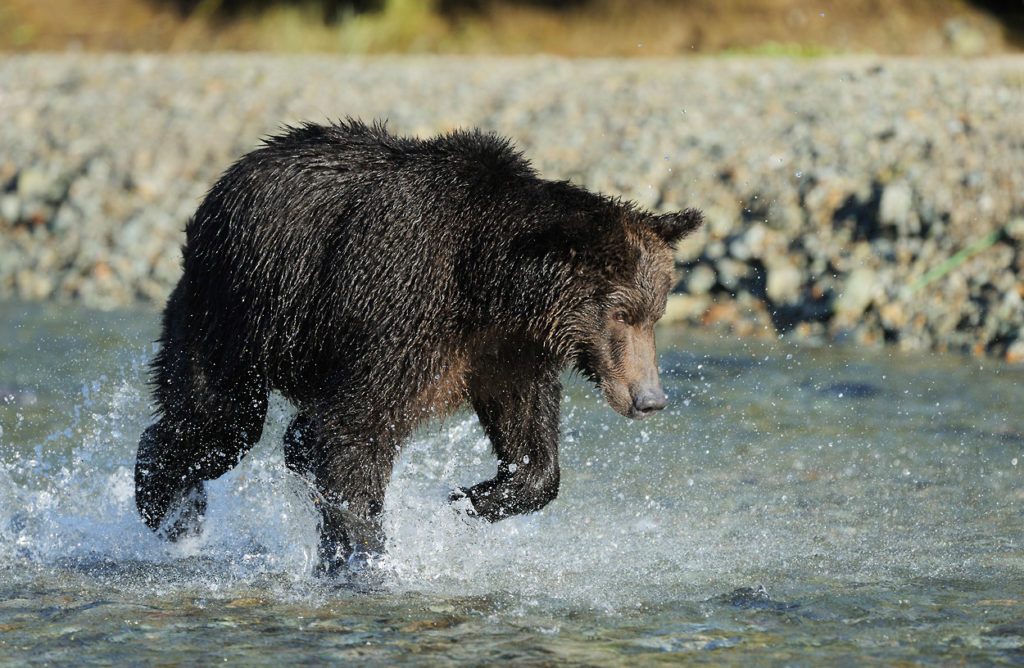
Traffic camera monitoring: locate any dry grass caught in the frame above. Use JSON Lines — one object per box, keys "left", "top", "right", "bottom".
{"left": 0, "top": 0, "right": 1016, "bottom": 55}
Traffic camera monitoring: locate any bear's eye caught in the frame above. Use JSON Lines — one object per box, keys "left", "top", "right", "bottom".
{"left": 613, "top": 311, "right": 630, "bottom": 325}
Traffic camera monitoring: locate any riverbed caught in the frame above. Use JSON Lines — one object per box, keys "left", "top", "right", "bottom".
{"left": 3, "top": 55, "right": 1023, "bottom": 361}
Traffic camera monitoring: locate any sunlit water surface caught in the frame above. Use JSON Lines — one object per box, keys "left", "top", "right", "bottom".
{"left": 1, "top": 301, "right": 1022, "bottom": 665}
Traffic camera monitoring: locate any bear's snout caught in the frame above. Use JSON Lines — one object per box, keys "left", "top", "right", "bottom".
{"left": 631, "top": 386, "right": 667, "bottom": 417}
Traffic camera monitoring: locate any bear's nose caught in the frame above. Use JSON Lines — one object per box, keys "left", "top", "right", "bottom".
{"left": 633, "top": 388, "right": 667, "bottom": 415}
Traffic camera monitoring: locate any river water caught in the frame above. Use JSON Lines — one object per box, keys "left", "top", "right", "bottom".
{"left": 1, "top": 300, "right": 1022, "bottom": 664}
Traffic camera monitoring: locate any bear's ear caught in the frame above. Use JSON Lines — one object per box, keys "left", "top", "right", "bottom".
{"left": 648, "top": 208, "right": 704, "bottom": 246}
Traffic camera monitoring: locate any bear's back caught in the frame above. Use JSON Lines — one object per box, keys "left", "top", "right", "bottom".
{"left": 188, "top": 120, "right": 541, "bottom": 249}
{"left": 178, "top": 121, "right": 560, "bottom": 387}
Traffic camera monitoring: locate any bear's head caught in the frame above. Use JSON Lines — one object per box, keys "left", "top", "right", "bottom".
{"left": 567, "top": 207, "right": 703, "bottom": 420}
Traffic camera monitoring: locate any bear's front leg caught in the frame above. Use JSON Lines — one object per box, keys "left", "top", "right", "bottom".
{"left": 457, "top": 360, "right": 562, "bottom": 521}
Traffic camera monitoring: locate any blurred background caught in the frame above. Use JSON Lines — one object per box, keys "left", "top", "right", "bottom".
{"left": 1, "top": 1, "right": 1023, "bottom": 361}
{"left": 1, "top": 0, "right": 1022, "bottom": 56}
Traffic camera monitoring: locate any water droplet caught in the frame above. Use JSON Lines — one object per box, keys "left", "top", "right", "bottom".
{"left": 795, "top": 171, "right": 803, "bottom": 178}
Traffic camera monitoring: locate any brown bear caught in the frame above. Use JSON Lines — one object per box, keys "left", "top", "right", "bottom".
{"left": 135, "top": 120, "right": 703, "bottom": 573}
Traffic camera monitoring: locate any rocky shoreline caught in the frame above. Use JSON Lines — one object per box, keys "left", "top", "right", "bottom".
{"left": 1, "top": 54, "right": 1022, "bottom": 360}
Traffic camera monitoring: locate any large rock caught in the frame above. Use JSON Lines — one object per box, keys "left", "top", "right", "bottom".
{"left": 834, "top": 267, "right": 882, "bottom": 320}
{"left": 878, "top": 181, "right": 913, "bottom": 228}
{"left": 765, "top": 261, "right": 803, "bottom": 305}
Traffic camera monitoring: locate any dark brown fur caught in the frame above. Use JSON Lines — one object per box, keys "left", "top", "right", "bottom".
{"left": 135, "top": 120, "right": 703, "bottom": 573}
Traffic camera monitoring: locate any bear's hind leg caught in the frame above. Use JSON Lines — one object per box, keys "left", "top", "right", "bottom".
{"left": 283, "top": 409, "right": 398, "bottom": 575}
{"left": 136, "top": 337, "right": 269, "bottom": 540}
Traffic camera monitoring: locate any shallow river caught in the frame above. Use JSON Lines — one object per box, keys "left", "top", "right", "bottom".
{"left": 1, "top": 301, "right": 1022, "bottom": 665}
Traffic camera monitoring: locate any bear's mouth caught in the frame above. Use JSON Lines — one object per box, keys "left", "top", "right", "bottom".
{"left": 601, "top": 381, "right": 643, "bottom": 420}
{"left": 601, "top": 380, "right": 667, "bottom": 420}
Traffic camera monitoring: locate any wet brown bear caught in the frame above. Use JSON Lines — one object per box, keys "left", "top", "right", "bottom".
{"left": 135, "top": 120, "right": 703, "bottom": 573}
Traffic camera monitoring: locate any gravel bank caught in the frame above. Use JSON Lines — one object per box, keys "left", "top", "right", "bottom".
{"left": 1, "top": 54, "right": 1022, "bottom": 360}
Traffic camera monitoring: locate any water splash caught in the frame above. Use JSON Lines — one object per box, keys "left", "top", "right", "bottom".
{"left": 0, "top": 359, "right": 714, "bottom": 609}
